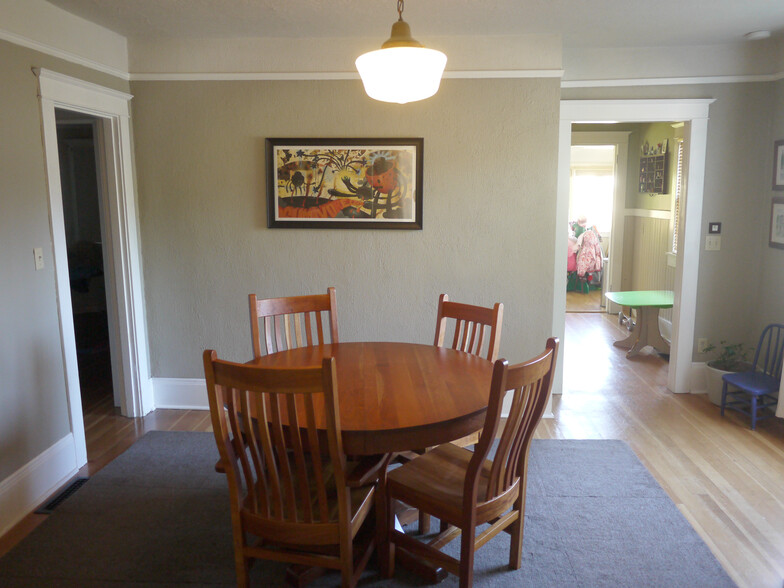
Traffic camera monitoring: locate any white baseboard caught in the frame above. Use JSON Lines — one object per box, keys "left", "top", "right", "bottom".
{"left": 152, "top": 377, "right": 208, "bottom": 410}
{"left": 0, "top": 434, "right": 78, "bottom": 537}
{"left": 150, "top": 376, "right": 527, "bottom": 421}
{"left": 659, "top": 316, "right": 673, "bottom": 343}
{"left": 690, "top": 362, "right": 707, "bottom": 394}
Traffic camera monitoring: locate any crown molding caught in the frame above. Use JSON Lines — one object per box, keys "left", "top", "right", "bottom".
{"left": 562, "top": 71, "right": 784, "bottom": 88}
{"left": 2, "top": 26, "right": 781, "bottom": 87}
{"left": 128, "top": 69, "right": 565, "bottom": 82}
{"left": 0, "top": 28, "right": 129, "bottom": 81}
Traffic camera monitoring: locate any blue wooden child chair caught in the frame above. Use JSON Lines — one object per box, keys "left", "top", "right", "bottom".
{"left": 721, "top": 323, "right": 784, "bottom": 430}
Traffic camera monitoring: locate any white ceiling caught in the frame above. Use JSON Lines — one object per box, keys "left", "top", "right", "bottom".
{"left": 44, "top": 0, "right": 784, "bottom": 50}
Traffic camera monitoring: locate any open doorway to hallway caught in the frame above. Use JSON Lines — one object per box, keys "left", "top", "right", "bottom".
{"left": 55, "top": 109, "right": 119, "bottom": 456}
{"left": 551, "top": 98, "right": 713, "bottom": 436}
{"left": 562, "top": 120, "right": 688, "bottom": 387}
{"left": 37, "top": 68, "right": 153, "bottom": 469}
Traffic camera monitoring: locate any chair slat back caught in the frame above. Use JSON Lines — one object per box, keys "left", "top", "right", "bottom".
{"left": 468, "top": 338, "right": 558, "bottom": 504}
{"left": 250, "top": 287, "right": 339, "bottom": 358}
{"left": 434, "top": 294, "right": 503, "bottom": 361}
{"left": 204, "top": 351, "right": 348, "bottom": 529}
{"left": 752, "top": 323, "right": 784, "bottom": 381}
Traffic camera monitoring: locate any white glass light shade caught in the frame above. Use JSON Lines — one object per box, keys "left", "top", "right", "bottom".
{"left": 355, "top": 46, "right": 447, "bottom": 104}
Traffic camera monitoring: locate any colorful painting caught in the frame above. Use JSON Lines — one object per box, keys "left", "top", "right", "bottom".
{"left": 266, "top": 138, "right": 423, "bottom": 229}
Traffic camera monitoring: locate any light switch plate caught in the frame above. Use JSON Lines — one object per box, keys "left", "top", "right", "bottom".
{"left": 34, "top": 247, "right": 44, "bottom": 270}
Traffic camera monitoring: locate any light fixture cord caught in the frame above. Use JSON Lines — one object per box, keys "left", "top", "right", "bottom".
{"left": 397, "top": 0, "right": 404, "bottom": 21}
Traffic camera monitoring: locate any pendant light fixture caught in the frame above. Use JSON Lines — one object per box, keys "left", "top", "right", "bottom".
{"left": 355, "top": 0, "right": 447, "bottom": 104}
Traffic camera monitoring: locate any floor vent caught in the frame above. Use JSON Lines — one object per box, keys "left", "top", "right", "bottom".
{"left": 35, "top": 477, "right": 90, "bottom": 514}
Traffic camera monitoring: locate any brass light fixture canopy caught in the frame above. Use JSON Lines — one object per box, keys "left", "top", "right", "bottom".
{"left": 382, "top": 18, "right": 423, "bottom": 48}
{"left": 355, "top": 0, "right": 447, "bottom": 104}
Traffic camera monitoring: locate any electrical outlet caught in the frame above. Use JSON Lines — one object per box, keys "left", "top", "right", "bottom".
{"left": 34, "top": 247, "right": 44, "bottom": 270}
{"left": 705, "top": 235, "right": 721, "bottom": 251}
{"left": 697, "top": 338, "right": 709, "bottom": 353}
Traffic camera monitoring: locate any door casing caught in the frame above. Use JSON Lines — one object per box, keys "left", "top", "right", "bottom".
{"left": 36, "top": 68, "right": 152, "bottom": 467}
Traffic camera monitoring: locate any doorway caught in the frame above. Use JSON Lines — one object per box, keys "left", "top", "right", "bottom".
{"left": 55, "top": 110, "right": 117, "bottom": 417}
{"left": 553, "top": 99, "right": 714, "bottom": 397}
{"left": 36, "top": 68, "right": 152, "bottom": 469}
{"left": 566, "top": 144, "right": 616, "bottom": 313}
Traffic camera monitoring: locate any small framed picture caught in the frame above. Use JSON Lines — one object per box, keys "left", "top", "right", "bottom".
{"left": 774, "top": 140, "right": 784, "bottom": 190}
{"left": 770, "top": 196, "right": 784, "bottom": 249}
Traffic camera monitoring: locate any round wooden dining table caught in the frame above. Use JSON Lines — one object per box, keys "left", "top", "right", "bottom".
{"left": 248, "top": 341, "right": 494, "bottom": 455}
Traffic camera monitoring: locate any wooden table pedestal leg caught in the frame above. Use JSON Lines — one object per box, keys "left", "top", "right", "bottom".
{"left": 393, "top": 503, "right": 448, "bottom": 583}
{"left": 612, "top": 306, "right": 670, "bottom": 358}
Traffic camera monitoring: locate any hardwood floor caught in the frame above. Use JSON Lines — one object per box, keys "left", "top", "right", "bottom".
{"left": 540, "top": 312, "right": 784, "bottom": 588}
{"left": 2, "top": 312, "right": 784, "bottom": 587}
{"left": 0, "top": 399, "right": 212, "bottom": 559}
{"left": 566, "top": 288, "right": 603, "bottom": 312}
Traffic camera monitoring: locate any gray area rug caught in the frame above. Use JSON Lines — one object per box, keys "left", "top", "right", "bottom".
{"left": 0, "top": 432, "right": 735, "bottom": 587}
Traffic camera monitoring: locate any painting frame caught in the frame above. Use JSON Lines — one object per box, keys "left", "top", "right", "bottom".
{"left": 773, "top": 140, "right": 784, "bottom": 191}
{"left": 770, "top": 196, "right": 784, "bottom": 250}
{"left": 266, "top": 138, "right": 424, "bottom": 229}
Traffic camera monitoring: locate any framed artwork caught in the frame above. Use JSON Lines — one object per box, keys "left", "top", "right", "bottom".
{"left": 774, "top": 140, "right": 784, "bottom": 191}
{"left": 266, "top": 138, "right": 423, "bottom": 229}
{"left": 770, "top": 197, "right": 784, "bottom": 249}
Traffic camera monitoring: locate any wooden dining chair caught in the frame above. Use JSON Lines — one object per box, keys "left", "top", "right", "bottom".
{"left": 435, "top": 293, "right": 503, "bottom": 362}
{"left": 403, "top": 294, "right": 504, "bottom": 533}
{"left": 434, "top": 293, "right": 503, "bottom": 447}
{"left": 204, "top": 350, "right": 386, "bottom": 588}
{"left": 215, "top": 288, "right": 340, "bottom": 476}
{"left": 250, "top": 287, "right": 338, "bottom": 358}
{"left": 381, "top": 337, "right": 559, "bottom": 588}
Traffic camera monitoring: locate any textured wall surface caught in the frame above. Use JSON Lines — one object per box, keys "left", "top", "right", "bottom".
{"left": 755, "top": 78, "right": 784, "bottom": 337}
{"left": 130, "top": 77, "right": 561, "bottom": 377}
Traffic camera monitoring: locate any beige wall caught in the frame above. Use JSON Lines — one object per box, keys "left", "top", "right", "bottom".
{"left": 564, "top": 82, "right": 776, "bottom": 356}
{"left": 755, "top": 78, "right": 784, "bottom": 336}
{"left": 130, "top": 78, "right": 561, "bottom": 378}
{"left": 0, "top": 39, "right": 129, "bottom": 480}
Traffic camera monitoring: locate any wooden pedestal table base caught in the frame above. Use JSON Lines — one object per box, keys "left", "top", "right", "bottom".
{"left": 605, "top": 290, "right": 673, "bottom": 358}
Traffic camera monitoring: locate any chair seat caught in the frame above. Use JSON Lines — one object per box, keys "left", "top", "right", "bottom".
{"left": 722, "top": 371, "right": 779, "bottom": 396}
{"left": 241, "top": 481, "right": 374, "bottom": 547}
{"left": 380, "top": 341, "right": 559, "bottom": 587}
{"left": 387, "top": 443, "right": 496, "bottom": 526}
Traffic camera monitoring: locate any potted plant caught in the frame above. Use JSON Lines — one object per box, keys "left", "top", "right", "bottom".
{"left": 703, "top": 341, "right": 751, "bottom": 406}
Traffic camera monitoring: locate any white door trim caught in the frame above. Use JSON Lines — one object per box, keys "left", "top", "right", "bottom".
{"left": 35, "top": 69, "right": 152, "bottom": 465}
{"left": 556, "top": 99, "right": 714, "bottom": 395}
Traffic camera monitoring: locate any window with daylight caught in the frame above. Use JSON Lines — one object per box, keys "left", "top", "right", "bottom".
{"left": 569, "top": 145, "right": 615, "bottom": 233}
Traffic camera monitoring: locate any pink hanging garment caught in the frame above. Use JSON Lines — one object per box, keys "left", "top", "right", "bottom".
{"left": 567, "top": 236, "right": 578, "bottom": 272}
{"left": 576, "top": 229, "right": 603, "bottom": 277}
